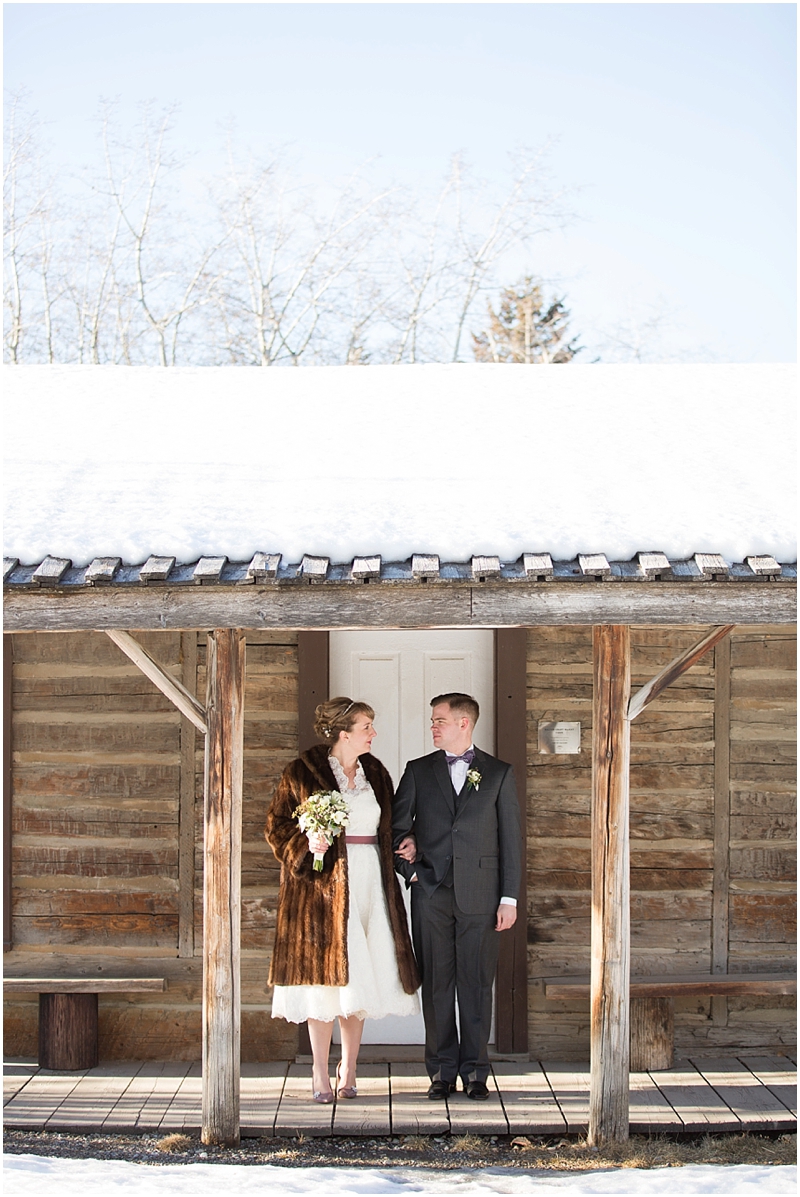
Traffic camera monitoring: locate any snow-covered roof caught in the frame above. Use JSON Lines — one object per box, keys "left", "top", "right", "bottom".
{"left": 3, "top": 363, "right": 796, "bottom": 568}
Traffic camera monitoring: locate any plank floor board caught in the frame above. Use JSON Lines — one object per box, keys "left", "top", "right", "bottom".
{"left": 331, "top": 1064, "right": 390, "bottom": 1136}
{"left": 47, "top": 1062, "right": 141, "bottom": 1131}
{"left": 3, "top": 1057, "right": 796, "bottom": 1137}
{"left": 389, "top": 1062, "right": 448, "bottom": 1135}
{"left": 540, "top": 1063, "right": 590, "bottom": 1134}
{"left": 240, "top": 1062, "right": 287, "bottom": 1137}
{"left": 689, "top": 1057, "right": 796, "bottom": 1131}
{"left": 650, "top": 1064, "right": 742, "bottom": 1132}
{"left": 132, "top": 1062, "right": 193, "bottom": 1131}
{"left": 3, "top": 1061, "right": 38, "bottom": 1106}
{"left": 3, "top": 1068, "right": 87, "bottom": 1128}
{"left": 628, "top": 1071, "right": 679, "bottom": 1133}
{"left": 102, "top": 1061, "right": 170, "bottom": 1131}
{"left": 274, "top": 1063, "right": 335, "bottom": 1137}
{"left": 446, "top": 1072, "right": 508, "bottom": 1136}
{"left": 161, "top": 1063, "right": 202, "bottom": 1131}
{"left": 740, "top": 1056, "right": 798, "bottom": 1118}
{"left": 491, "top": 1062, "right": 565, "bottom": 1135}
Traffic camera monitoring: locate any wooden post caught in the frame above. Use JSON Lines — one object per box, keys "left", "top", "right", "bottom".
{"left": 712, "top": 633, "right": 732, "bottom": 1027}
{"left": 629, "top": 996, "right": 674, "bottom": 1071}
{"left": 589, "top": 625, "right": 631, "bottom": 1145}
{"left": 494, "top": 628, "right": 529, "bottom": 1055}
{"left": 3, "top": 636, "right": 13, "bottom": 953}
{"left": 179, "top": 632, "right": 198, "bottom": 959}
{"left": 39, "top": 993, "right": 98, "bottom": 1070}
{"left": 202, "top": 629, "right": 245, "bottom": 1147}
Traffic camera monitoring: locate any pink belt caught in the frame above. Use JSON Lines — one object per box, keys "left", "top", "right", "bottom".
{"left": 345, "top": 835, "right": 378, "bottom": 844}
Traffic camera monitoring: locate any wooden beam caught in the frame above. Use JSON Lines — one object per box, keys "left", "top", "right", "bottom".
{"left": 202, "top": 629, "right": 245, "bottom": 1147}
{"left": 5, "top": 582, "right": 794, "bottom": 633}
{"left": 297, "top": 632, "right": 330, "bottom": 755}
{"left": 589, "top": 625, "right": 631, "bottom": 1146}
{"left": 179, "top": 632, "right": 198, "bottom": 959}
{"left": 712, "top": 633, "right": 732, "bottom": 1027}
{"left": 105, "top": 629, "right": 208, "bottom": 734}
{"left": 494, "top": 629, "right": 529, "bottom": 1055}
{"left": 627, "top": 625, "right": 734, "bottom": 721}
{"left": 3, "top": 636, "right": 13, "bottom": 952}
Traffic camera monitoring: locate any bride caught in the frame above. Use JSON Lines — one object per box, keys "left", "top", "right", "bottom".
{"left": 265, "top": 697, "right": 420, "bottom": 1102}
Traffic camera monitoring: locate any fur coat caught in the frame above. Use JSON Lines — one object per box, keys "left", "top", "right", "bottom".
{"left": 265, "top": 743, "right": 420, "bottom": 993}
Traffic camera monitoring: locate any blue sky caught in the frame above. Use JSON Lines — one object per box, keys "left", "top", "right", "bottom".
{"left": 4, "top": 3, "right": 796, "bottom": 361}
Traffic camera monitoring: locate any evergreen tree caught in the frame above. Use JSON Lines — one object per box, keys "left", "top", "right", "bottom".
{"left": 472, "top": 277, "right": 581, "bottom": 363}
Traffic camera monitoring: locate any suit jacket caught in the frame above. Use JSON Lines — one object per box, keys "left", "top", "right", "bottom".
{"left": 392, "top": 746, "right": 522, "bottom": 916}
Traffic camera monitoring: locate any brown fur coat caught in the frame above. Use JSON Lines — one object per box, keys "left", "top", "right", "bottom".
{"left": 265, "top": 743, "right": 420, "bottom": 993}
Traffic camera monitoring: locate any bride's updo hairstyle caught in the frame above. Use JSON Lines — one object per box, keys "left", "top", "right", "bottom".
{"left": 314, "top": 697, "right": 375, "bottom": 744}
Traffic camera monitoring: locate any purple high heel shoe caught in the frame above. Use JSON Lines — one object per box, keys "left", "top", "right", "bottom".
{"left": 336, "top": 1062, "right": 357, "bottom": 1099}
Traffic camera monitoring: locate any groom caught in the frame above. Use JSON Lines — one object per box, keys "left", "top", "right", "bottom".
{"left": 392, "top": 692, "right": 521, "bottom": 1100}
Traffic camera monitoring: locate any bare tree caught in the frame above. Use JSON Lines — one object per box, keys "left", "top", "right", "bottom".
{"left": 4, "top": 91, "right": 50, "bottom": 361}
{"left": 591, "top": 297, "right": 717, "bottom": 364}
{"left": 4, "top": 96, "right": 578, "bottom": 367}
{"left": 386, "top": 171, "right": 462, "bottom": 364}
{"left": 448, "top": 148, "right": 569, "bottom": 361}
{"left": 211, "top": 141, "right": 394, "bottom": 366}
{"left": 379, "top": 149, "right": 572, "bottom": 364}
{"left": 97, "top": 100, "right": 219, "bottom": 365}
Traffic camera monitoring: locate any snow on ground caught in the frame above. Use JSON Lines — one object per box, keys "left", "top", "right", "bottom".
{"left": 3, "top": 364, "right": 796, "bottom": 566}
{"left": 2, "top": 1156, "right": 796, "bottom": 1196}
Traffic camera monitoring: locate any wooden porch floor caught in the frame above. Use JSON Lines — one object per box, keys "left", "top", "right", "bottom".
{"left": 4, "top": 1055, "right": 796, "bottom": 1137}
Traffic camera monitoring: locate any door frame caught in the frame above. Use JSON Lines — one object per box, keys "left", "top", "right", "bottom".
{"left": 296, "top": 629, "right": 529, "bottom": 1056}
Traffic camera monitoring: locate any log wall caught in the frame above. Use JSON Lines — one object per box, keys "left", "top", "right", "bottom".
{"left": 527, "top": 625, "right": 796, "bottom": 1060}
{"left": 4, "top": 630, "right": 298, "bottom": 1062}
{"left": 5, "top": 623, "right": 795, "bottom": 1063}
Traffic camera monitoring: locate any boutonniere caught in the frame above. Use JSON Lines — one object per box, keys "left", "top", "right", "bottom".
{"left": 466, "top": 768, "right": 482, "bottom": 792}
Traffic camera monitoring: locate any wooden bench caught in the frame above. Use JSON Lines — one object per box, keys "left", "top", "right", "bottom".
{"left": 3, "top": 978, "right": 168, "bottom": 1071}
{"left": 544, "top": 973, "right": 797, "bottom": 1071}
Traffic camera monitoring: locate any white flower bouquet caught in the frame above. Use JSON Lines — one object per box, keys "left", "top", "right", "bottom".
{"left": 294, "top": 790, "right": 350, "bottom": 872}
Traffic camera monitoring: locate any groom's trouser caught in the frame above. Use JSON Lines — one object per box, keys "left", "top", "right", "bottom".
{"left": 411, "top": 883, "right": 499, "bottom": 1084}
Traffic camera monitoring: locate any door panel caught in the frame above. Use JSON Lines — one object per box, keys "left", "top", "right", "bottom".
{"left": 330, "top": 630, "right": 494, "bottom": 787}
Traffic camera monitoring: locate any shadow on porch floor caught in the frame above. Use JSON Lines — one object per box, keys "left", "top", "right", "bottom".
{"left": 3, "top": 1054, "right": 796, "bottom": 1138}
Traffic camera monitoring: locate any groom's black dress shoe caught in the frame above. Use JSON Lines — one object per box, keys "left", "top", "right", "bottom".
{"left": 464, "top": 1080, "right": 490, "bottom": 1101}
{"left": 427, "top": 1079, "right": 457, "bottom": 1100}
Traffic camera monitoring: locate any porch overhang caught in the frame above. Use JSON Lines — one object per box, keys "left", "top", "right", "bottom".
{"left": 4, "top": 570, "right": 796, "bottom": 633}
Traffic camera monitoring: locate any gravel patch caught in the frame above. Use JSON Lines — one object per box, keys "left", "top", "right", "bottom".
{"left": 3, "top": 1129, "right": 796, "bottom": 1172}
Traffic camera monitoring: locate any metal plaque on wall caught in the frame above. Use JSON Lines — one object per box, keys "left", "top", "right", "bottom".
{"left": 538, "top": 720, "right": 581, "bottom": 754}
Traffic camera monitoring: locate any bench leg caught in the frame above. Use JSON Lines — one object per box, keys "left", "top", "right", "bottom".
{"left": 39, "top": 993, "right": 99, "bottom": 1071}
{"left": 630, "top": 996, "right": 674, "bottom": 1071}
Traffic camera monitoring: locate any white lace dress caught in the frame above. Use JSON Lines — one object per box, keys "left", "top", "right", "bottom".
{"left": 271, "top": 756, "right": 420, "bottom": 1023}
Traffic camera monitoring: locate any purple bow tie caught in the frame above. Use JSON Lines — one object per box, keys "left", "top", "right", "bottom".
{"left": 446, "top": 749, "right": 475, "bottom": 766}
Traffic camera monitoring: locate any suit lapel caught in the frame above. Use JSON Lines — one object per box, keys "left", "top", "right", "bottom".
{"left": 457, "top": 746, "right": 488, "bottom": 813}
{"left": 432, "top": 751, "right": 456, "bottom": 815}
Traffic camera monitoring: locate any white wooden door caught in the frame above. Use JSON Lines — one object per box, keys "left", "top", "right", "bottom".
{"left": 329, "top": 630, "right": 494, "bottom": 1043}
{"left": 330, "top": 630, "right": 495, "bottom": 788}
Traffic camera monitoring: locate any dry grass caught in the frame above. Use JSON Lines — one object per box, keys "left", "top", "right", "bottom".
{"left": 402, "top": 1135, "right": 430, "bottom": 1151}
{"left": 508, "top": 1132, "right": 797, "bottom": 1171}
{"left": 452, "top": 1134, "right": 484, "bottom": 1155}
{"left": 155, "top": 1133, "right": 192, "bottom": 1154}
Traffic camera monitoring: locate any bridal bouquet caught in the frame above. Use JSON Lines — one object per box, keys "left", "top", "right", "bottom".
{"left": 294, "top": 790, "right": 350, "bottom": 871}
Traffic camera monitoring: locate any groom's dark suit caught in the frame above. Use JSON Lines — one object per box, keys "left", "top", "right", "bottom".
{"left": 392, "top": 746, "right": 521, "bottom": 1085}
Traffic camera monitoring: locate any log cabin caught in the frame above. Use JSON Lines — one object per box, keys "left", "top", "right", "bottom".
{"left": 3, "top": 363, "right": 796, "bottom": 1144}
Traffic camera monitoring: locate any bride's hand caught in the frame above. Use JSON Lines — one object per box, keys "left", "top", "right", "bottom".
{"left": 306, "top": 831, "right": 329, "bottom": 855}
{"left": 396, "top": 835, "right": 417, "bottom": 863}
